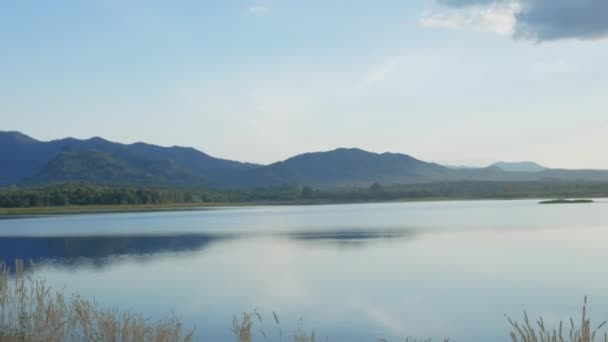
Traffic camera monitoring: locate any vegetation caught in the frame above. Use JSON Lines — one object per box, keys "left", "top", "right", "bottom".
{"left": 0, "top": 204, "right": 234, "bottom": 216}
{"left": 0, "top": 181, "right": 608, "bottom": 215}
{"left": 232, "top": 311, "right": 318, "bottom": 342}
{"left": 507, "top": 297, "right": 607, "bottom": 342}
{"left": 539, "top": 199, "right": 594, "bottom": 204}
{"left": 302, "top": 181, "right": 608, "bottom": 203}
{"left": 0, "top": 131, "right": 255, "bottom": 187}
{"left": 5, "top": 131, "right": 608, "bottom": 190}
{"left": 2, "top": 260, "right": 608, "bottom": 341}
{"left": 0, "top": 260, "right": 194, "bottom": 342}
{"left": 0, "top": 183, "right": 235, "bottom": 208}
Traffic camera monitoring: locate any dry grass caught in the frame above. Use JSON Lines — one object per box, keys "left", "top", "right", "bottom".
{"left": 3, "top": 258, "right": 608, "bottom": 341}
{"left": 380, "top": 338, "right": 449, "bottom": 342}
{"left": 0, "top": 260, "right": 194, "bottom": 342}
{"left": 232, "top": 310, "right": 316, "bottom": 342}
{"left": 232, "top": 311, "right": 451, "bottom": 342}
{"left": 507, "top": 297, "right": 607, "bottom": 342}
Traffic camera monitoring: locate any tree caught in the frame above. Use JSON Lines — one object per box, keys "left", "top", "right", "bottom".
{"left": 301, "top": 186, "right": 314, "bottom": 199}
{"left": 369, "top": 182, "right": 382, "bottom": 192}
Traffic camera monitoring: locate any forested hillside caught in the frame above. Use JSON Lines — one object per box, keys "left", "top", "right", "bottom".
{"left": 3, "top": 131, "right": 608, "bottom": 189}
{"left": 2, "top": 181, "right": 608, "bottom": 208}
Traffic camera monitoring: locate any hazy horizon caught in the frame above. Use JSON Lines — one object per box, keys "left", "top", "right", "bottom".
{"left": 1, "top": 129, "right": 583, "bottom": 170}
{"left": 2, "top": 1, "right": 607, "bottom": 168}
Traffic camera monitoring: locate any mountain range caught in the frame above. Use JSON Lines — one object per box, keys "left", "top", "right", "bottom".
{"left": 2, "top": 131, "right": 608, "bottom": 188}
{"left": 490, "top": 161, "right": 547, "bottom": 173}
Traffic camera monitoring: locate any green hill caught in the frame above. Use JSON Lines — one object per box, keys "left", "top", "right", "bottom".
{"left": 4, "top": 131, "right": 608, "bottom": 189}
{"left": 0, "top": 131, "right": 258, "bottom": 187}
{"left": 25, "top": 149, "right": 207, "bottom": 187}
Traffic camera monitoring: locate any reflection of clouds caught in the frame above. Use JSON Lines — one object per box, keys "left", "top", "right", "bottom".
{"left": 18, "top": 221, "right": 608, "bottom": 341}
{"left": 348, "top": 294, "right": 437, "bottom": 338}
{"left": 358, "top": 302, "right": 407, "bottom": 337}
{"left": 349, "top": 293, "right": 464, "bottom": 340}
{"left": 183, "top": 238, "right": 313, "bottom": 314}
{"left": 249, "top": 238, "right": 312, "bottom": 307}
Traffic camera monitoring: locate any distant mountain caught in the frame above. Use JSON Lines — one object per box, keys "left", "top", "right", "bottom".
{"left": 218, "top": 151, "right": 608, "bottom": 187}
{"left": 443, "top": 164, "right": 477, "bottom": 170}
{"left": 26, "top": 149, "right": 209, "bottom": 186}
{"left": 491, "top": 161, "right": 547, "bottom": 173}
{"left": 0, "top": 131, "right": 258, "bottom": 187}
{"left": 220, "top": 148, "right": 454, "bottom": 188}
{"left": 3, "top": 131, "right": 608, "bottom": 188}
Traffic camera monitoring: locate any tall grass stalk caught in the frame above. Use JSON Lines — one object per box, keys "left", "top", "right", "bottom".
{"left": 0, "top": 260, "right": 194, "bottom": 342}
{"left": 380, "top": 338, "right": 449, "bottom": 342}
{"left": 3, "top": 259, "right": 608, "bottom": 341}
{"left": 232, "top": 311, "right": 317, "bottom": 342}
{"left": 507, "top": 297, "right": 607, "bottom": 342}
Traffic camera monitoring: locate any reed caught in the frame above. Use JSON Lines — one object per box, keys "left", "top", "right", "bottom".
{"left": 232, "top": 310, "right": 316, "bottom": 342}
{"left": 3, "top": 259, "right": 608, "bottom": 341}
{"left": 379, "top": 338, "right": 449, "bottom": 342}
{"left": 0, "top": 260, "right": 194, "bottom": 342}
{"left": 507, "top": 297, "right": 607, "bottom": 342}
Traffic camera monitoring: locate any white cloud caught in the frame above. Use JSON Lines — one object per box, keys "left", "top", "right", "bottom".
{"left": 248, "top": 4, "right": 269, "bottom": 15}
{"left": 433, "top": 0, "right": 608, "bottom": 41}
{"left": 419, "top": 2, "right": 519, "bottom": 35}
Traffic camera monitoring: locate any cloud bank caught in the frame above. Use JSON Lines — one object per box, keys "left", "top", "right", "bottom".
{"left": 420, "top": 2, "right": 518, "bottom": 35}
{"left": 428, "top": 0, "right": 608, "bottom": 41}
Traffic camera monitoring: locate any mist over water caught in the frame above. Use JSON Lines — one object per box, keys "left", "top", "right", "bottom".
{"left": 1, "top": 200, "right": 608, "bottom": 341}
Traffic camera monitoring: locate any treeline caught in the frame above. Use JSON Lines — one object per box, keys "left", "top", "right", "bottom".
{"left": 2, "top": 181, "right": 608, "bottom": 208}
{"left": 0, "top": 183, "right": 308, "bottom": 208}
{"left": 319, "top": 181, "right": 608, "bottom": 202}
{"left": 0, "top": 183, "right": 234, "bottom": 207}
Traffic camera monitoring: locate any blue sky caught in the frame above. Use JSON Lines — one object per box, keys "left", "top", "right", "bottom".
{"left": 2, "top": 0, "right": 608, "bottom": 168}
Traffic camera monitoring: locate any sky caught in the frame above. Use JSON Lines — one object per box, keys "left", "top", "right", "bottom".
{"left": 2, "top": 0, "right": 608, "bottom": 168}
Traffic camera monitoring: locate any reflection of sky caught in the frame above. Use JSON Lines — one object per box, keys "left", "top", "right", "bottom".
{"left": 1, "top": 199, "right": 608, "bottom": 237}
{"left": 1, "top": 200, "right": 608, "bottom": 341}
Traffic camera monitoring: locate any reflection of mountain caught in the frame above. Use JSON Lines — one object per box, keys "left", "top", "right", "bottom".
{"left": 0, "top": 229, "right": 415, "bottom": 271}
{"left": 288, "top": 230, "right": 410, "bottom": 241}
{"left": 285, "top": 229, "right": 415, "bottom": 247}
{"left": 0, "top": 234, "right": 227, "bottom": 269}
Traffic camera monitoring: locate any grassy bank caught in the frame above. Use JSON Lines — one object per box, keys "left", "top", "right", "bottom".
{"left": 1, "top": 261, "right": 607, "bottom": 341}
{"left": 0, "top": 260, "right": 194, "bottom": 342}
{"left": 2, "top": 181, "right": 608, "bottom": 217}
{"left": 0, "top": 196, "right": 603, "bottom": 217}
{"left": 0, "top": 202, "right": 239, "bottom": 217}
{"left": 0, "top": 197, "right": 548, "bottom": 217}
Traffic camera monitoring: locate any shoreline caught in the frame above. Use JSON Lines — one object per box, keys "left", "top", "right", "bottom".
{"left": 0, "top": 195, "right": 604, "bottom": 218}
{"left": 0, "top": 202, "right": 242, "bottom": 218}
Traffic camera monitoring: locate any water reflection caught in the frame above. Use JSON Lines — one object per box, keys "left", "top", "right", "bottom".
{"left": 1, "top": 201, "right": 608, "bottom": 341}
{"left": 0, "top": 234, "right": 226, "bottom": 269}
{"left": 288, "top": 230, "right": 411, "bottom": 241}
{"left": 0, "top": 229, "right": 413, "bottom": 270}
{"left": 286, "top": 230, "right": 415, "bottom": 248}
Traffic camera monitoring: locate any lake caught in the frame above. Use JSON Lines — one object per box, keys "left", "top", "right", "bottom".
{"left": 1, "top": 199, "right": 608, "bottom": 341}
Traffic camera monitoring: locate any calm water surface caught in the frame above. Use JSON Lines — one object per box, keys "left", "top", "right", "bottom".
{"left": 1, "top": 199, "right": 608, "bottom": 341}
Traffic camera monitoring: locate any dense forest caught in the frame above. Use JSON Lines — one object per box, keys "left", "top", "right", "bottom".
{"left": 1, "top": 181, "right": 608, "bottom": 208}
{"left": 0, "top": 183, "right": 232, "bottom": 207}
